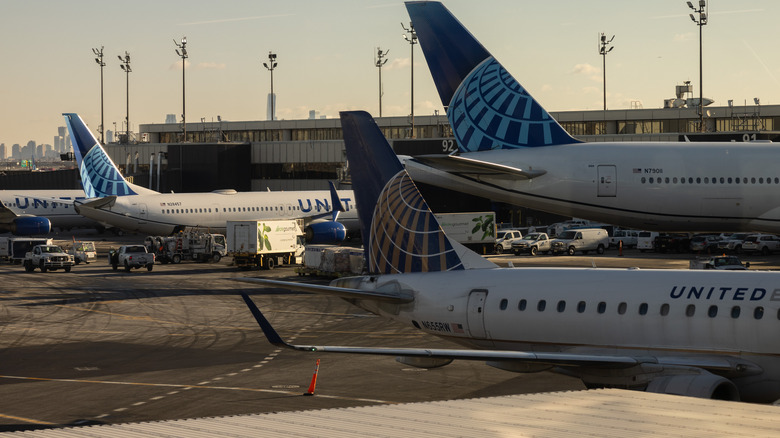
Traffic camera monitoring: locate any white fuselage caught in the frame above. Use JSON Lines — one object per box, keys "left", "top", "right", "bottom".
{"left": 0, "top": 190, "right": 99, "bottom": 230}
{"left": 406, "top": 141, "right": 780, "bottom": 233}
{"left": 75, "top": 189, "right": 357, "bottom": 235}
{"left": 339, "top": 267, "right": 780, "bottom": 402}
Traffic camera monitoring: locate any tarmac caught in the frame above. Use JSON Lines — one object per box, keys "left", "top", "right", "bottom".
{"left": 1, "top": 234, "right": 778, "bottom": 431}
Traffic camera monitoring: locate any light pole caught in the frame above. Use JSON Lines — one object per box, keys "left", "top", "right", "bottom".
{"left": 598, "top": 33, "right": 614, "bottom": 112}
{"left": 263, "top": 52, "right": 277, "bottom": 121}
{"left": 92, "top": 46, "right": 105, "bottom": 144}
{"left": 174, "top": 36, "right": 188, "bottom": 142}
{"left": 402, "top": 22, "right": 417, "bottom": 138}
{"left": 687, "top": 0, "right": 708, "bottom": 132}
{"left": 375, "top": 47, "right": 389, "bottom": 117}
{"left": 118, "top": 51, "right": 131, "bottom": 144}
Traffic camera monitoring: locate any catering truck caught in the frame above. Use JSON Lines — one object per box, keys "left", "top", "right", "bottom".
{"left": 433, "top": 212, "right": 496, "bottom": 254}
{"left": 226, "top": 219, "right": 305, "bottom": 270}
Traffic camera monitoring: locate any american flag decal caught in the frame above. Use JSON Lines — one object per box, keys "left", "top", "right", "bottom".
{"left": 633, "top": 168, "right": 642, "bottom": 174}
{"left": 452, "top": 323, "right": 464, "bottom": 334}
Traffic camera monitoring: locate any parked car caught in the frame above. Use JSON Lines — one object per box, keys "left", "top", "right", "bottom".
{"left": 690, "top": 255, "right": 749, "bottom": 270}
{"left": 689, "top": 235, "right": 721, "bottom": 253}
{"left": 494, "top": 229, "right": 523, "bottom": 254}
{"left": 741, "top": 234, "right": 780, "bottom": 255}
{"left": 610, "top": 230, "right": 638, "bottom": 249}
{"left": 655, "top": 234, "right": 691, "bottom": 253}
{"left": 717, "top": 233, "right": 751, "bottom": 254}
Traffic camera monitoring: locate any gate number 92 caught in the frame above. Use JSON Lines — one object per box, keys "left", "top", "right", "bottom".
{"left": 442, "top": 139, "right": 457, "bottom": 153}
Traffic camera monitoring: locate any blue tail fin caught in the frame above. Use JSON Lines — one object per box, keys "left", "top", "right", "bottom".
{"left": 406, "top": 1, "right": 580, "bottom": 151}
{"left": 340, "top": 111, "right": 466, "bottom": 274}
{"left": 63, "top": 113, "right": 141, "bottom": 197}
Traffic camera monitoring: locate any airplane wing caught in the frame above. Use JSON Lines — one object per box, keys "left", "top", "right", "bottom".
{"left": 236, "top": 278, "right": 414, "bottom": 303}
{"left": 411, "top": 155, "right": 546, "bottom": 180}
{"left": 0, "top": 200, "right": 19, "bottom": 222}
{"left": 240, "top": 293, "right": 760, "bottom": 375}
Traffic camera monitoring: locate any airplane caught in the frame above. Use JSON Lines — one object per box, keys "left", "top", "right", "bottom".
{"left": 63, "top": 113, "right": 357, "bottom": 241}
{"left": 0, "top": 191, "right": 95, "bottom": 235}
{"left": 239, "top": 110, "right": 780, "bottom": 403}
{"left": 402, "top": 1, "right": 780, "bottom": 234}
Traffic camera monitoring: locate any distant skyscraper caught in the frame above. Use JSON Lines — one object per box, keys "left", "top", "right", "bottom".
{"left": 165, "top": 114, "right": 177, "bottom": 124}
{"left": 106, "top": 130, "right": 113, "bottom": 144}
{"left": 12, "top": 144, "right": 20, "bottom": 159}
{"left": 266, "top": 93, "right": 276, "bottom": 120}
{"left": 0, "top": 143, "right": 5, "bottom": 160}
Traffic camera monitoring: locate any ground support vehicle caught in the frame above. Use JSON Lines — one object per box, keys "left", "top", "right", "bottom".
{"left": 296, "top": 245, "right": 365, "bottom": 277}
{"left": 689, "top": 256, "right": 749, "bottom": 270}
{"left": 109, "top": 245, "right": 155, "bottom": 272}
{"left": 146, "top": 232, "right": 227, "bottom": 264}
{"left": 227, "top": 220, "right": 304, "bottom": 270}
{"left": 741, "top": 234, "right": 780, "bottom": 255}
{"left": 434, "top": 212, "right": 496, "bottom": 254}
{"left": 1, "top": 237, "right": 51, "bottom": 264}
{"left": 609, "top": 230, "right": 639, "bottom": 249}
{"left": 655, "top": 234, "right": 691, "bottom": 253}
{"left": 494, "top": 229, "right": 522, "bottom": 254}
{"left": 550, "top": 228, "right": 609, "bottom": 255}
{"left": 69, "top": 240, "right": 97, "bottom": 264}
{"left": 511, "top": 233, "right": 551, "bottom": 256}
{"left": 23, "top": 244, "right": 74, "bottom": 272}
{"left": 637, "top": 231, "right": 659, "bottom": 252}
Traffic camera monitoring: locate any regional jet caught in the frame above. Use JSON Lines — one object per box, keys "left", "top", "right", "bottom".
{"left": 403, "top": 1, "right": 780, "bottom": 233}
{"left": 63, "top": 113, "right": 356, "bottom": 241}
{"left": 239, "top": 111, "right": 780, "bottom": 403}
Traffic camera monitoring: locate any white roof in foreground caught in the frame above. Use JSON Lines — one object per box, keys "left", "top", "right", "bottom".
{"left": 10, "top": 389, "right": 780, "bottom": 437}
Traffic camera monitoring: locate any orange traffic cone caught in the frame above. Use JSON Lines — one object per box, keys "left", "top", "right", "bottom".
{"left": 619, "top": 240, "right": 623, "bottom": 257}
{"left": 303, "top": 359, "right": 320, "bottom": 396}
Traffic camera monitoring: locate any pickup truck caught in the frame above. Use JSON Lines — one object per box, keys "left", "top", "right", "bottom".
{"left": 494, "top": 229, "right": 522, "bottom": 254}
{"left": 109, "top": 245, "right": 155, "bottom": 272}
{"left": 23, "top": 244, "right": 75, "bottom": 272}
{"left": 511, "top": 232, "right": 551, "bottom": 256}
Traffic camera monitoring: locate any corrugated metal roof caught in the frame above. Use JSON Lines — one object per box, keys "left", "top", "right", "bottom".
{"left": 9, "top": 389, "right": 780, "bottom": 437}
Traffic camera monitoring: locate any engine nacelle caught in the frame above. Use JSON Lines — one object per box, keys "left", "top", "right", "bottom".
{"left": 304, "top": 221, "right": 347, "bottom": 244}
{"left": 10, "top": 216, "right": 51, "bottom": 235}
{"left": 396, "top": 356, "right": 453, "bottom": 369}
{"left": 646, "top": 371, "right": 740, "bottom": 401}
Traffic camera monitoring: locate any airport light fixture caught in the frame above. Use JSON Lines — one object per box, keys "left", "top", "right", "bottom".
{"left": 263, "top": 52, "right": 277, "bottom": 121}
{"left": 687, "top": 0, "right": 708, "bottom": 132}
{"left": 92, "top": 46, "right": 106, "bottom": 144}
{"left": 402, "top": 22, "right": 417, "bottom": 138}
{"left": 598, "top": 34, "right": 614, "bottom": 111}
{"left": 174, "top": 36, "right": 188, "bottom": 142}
{"left": 118, "top": 51, "right": 131, "bottom": 144}
{"left": 375, "top": 47, "right": 389, "bottom": 117}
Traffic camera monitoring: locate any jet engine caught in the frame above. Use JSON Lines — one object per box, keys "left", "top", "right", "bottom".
{"left": 304, "top": 221, "right": 347, "bottom": 244}
{"left": 646, "top": 371, "right": 740, "bottom": 401}
{"left": 8, "top": 216, "right": 51, "bottom": 235}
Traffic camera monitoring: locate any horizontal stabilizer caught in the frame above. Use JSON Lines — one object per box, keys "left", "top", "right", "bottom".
{"left": 412, "top": 155, "right": 546, "bottom": 180}
{"left": 75, "top": 196, "right": 117, "bottom": 211}
{"left": 236, "top": 278, "right": 414, "bottom": 303}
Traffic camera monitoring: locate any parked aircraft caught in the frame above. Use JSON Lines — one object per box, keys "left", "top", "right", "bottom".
{"left": 0, "top": 191, "right": 99, "bottom": 235}
{"left": 63, "top": 113, "right": 357, "bottom": 240}
{"left": 403, "top": 1, "right": 780, "bottom": 233}
{"left": 240, "top": 110, "right": 780, "bottom": 403}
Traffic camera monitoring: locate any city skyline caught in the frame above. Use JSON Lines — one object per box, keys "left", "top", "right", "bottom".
{"left": 2, "top": 1, "right": 780, "bottom": 147}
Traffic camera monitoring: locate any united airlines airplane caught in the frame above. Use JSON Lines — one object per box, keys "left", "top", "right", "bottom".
{"left": 0, "top": 190, "right": 103, "bottom": 235}
{"left": 403, "top": 1, "right": 780, "bottom": 233}
{"left": 239, "top": 111, "right": 780, "bottom": 403}
{"left": 63, "top": 113, "right": 357, "bottom": 240}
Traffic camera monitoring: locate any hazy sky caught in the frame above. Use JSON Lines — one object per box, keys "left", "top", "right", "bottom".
{"left": 1, "top": 0, "right": 778, "bottom": 147}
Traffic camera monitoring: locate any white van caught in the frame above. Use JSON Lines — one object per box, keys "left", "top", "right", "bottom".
{"left": 637, "top": 231, "right": 659, "bottom": 252}
{"left": 610, "top": 229, "right": 639, "bottom": 248}
{"left": 550, "top": 228, "right": 609, "bottom": 255}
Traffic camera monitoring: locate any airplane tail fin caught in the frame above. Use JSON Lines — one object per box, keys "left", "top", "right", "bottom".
{"left": 406, "top": 1, "right": 580, "bottom": 151}
{"left": 63, "top": 113, "right": 156, "bottom": 197}
{"left": 340, "top": 110, "right": 495, "bottom": 274}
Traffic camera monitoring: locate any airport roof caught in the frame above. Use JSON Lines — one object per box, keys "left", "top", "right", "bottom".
{"left": 10, "top": 389, "right": 780, "bottom": 437}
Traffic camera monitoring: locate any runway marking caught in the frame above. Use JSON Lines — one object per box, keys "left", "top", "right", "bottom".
{"left": 0, "top": 375, "right": 392, "bottom": 404}
{"left": 0, "top": 413, "right": 54, "bottom": 426}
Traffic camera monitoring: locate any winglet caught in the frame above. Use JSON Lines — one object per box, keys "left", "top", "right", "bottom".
{"left": 240, "top": 293, "right": 290, "bottom": 348}
{"left": 328, "top": 180, "right": 345, "bottom": 222}
{"left": 406, "top": 1, "right": 580, "bottom": 150}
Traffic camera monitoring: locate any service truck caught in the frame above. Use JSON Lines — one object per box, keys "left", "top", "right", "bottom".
{"left": 69, "top": 240, "right": 97, "bottom": 264}
{"left": 433, "top": 212, "right": 496, "bottom": 254}
{"left": 0, "top": 237, "right": 51, "bottom": 264}
{"left": 145, "top": 231, "right": 227, "bottom": 264}
{"left": 227, "top": 219, "right": 305, "bottom": 270}
{"left": 23, "top": 244, "right": 75, "bottom": 272}
{"left": 109, "top": 245, "right": 155, "bottom": 272}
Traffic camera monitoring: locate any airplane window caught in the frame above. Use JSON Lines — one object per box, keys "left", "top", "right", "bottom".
{"left": 680, "top": 178, "right": 686, "bottom": 184}
{"left": 537, "top": 300, "right": 546, "bottom": 312}
{"left": 704, "top": 177, "right": 709, "bottom": 184}
{"left": 688, "top": 177, "right": 694, "bottom": 184}
{"left": 665, "top": 177, "right": 670, "bottom": 184}
{"left": 686, "top": 304, "right": 696, "bottom": 317}
{"left": 617, "top": 302, "right": 627, "bottom": 315}
{"left": 499, "top": 299, "right": 508, "bottom": 310}
{"left": 577, "top": 301, "right": 586, "bottom": 313}
{"left": 720, "top": 177, "right": 725, "bottom": 184}
{"left": 728, "top": 177, "right": 733, "bottom": 184}
{"left": 696, "top": 177, "right": 701, "bottom": 184}
{"left": 556, "top": 301, "right": 565, "bottom": 312}
{"left": 754, "top": 307, "right": 764, "bottom": 320}
{"left": 777, "top": 308, "right": 780, "bottom": 320}
{"left": 759, "top": 178, "right": 764, "bottom": 184}
{"left": 518, "top": 299, "right": 527, "bottom": 311}
{"left": 638, "top": 303, "right": 648, "bottom": 315}
{"left": 597, "top": 302, "right": 606, "bottom": 314}
{"left": 673, "top": 177, "right": 678, "bottom": 184}
{"left": 731, "top": 306, "right": 741, "bottom": 318}
{"left": 775, "top": 177, "right": 779, "bottom": 184}
{"left": 649, "top": 177, "right": 654, "bottom": 184}
{"left": 745, "top": 177, "right": 750, "bottom": 184}
{"left": 708, "top": 305, "right": 718, "bottom": 318}
{"left": 660, "top": 303, "right": 670, "bottom": 316}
